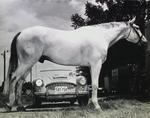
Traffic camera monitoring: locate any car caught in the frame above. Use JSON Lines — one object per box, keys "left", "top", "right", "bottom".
{"left": 31, "top": 69, "right": 89, "bottom": 106}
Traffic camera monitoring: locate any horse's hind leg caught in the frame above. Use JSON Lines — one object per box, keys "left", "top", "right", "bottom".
{"left": 91, "top": 60, "right": 102, "bottom": 111}
{"left": 6, "top": 64, "right": 32, "bottom": 111}
{"left": 16, "top": 79, "right": 25, "bottom": 111}
{"left": 16, "top": 79, "right": 24, "bottom": 104}
{"left": 16, "top": 70, "right": 30, "bottom": 111}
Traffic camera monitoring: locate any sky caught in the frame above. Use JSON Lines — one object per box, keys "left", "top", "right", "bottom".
{"left": 0, "top": 0, "right": 99, "bottom": 84}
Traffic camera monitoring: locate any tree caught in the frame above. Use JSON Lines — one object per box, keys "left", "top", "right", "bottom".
{"left": 71, "top": 0, "right": 148, "bottom": 31}
{"left": 71, "top": 14, "right": 85, "bottom": 29}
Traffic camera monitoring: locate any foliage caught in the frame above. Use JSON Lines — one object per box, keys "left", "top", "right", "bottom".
{"left": 71, "top": 0, "right": 150, "bottom": 32}
{"left": 71, "top": 14, "right": 85, "bottom": 29}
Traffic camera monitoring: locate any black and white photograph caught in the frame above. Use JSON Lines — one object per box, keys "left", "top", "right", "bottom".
{"left": 0, "top": 0, "right": 150, "bottom": 118}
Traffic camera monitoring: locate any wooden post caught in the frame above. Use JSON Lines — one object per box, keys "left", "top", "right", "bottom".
{"left": 4, "top": 51, "right": 6, "bottom": 82}
{"left": 1, "top": 50, "right": 7, "bottom": 82}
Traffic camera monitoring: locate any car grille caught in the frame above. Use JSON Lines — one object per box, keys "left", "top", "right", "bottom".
{"left": 46, "top": 83, "right": 76, "bottom": 90}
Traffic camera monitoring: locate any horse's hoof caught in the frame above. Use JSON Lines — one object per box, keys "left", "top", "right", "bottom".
{"left": 94, "top": 104, "right": 103, "bottom": 112}
{"left": 94, "top": 107, "right": 103, "bottom": 112}
{"left": 17, "top": 106, "right": 26, "bottom": 111}
{"left": 3, "top": 103, "right": 12, "bottom": 112}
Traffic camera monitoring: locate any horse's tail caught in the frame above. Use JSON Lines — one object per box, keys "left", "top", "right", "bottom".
{"left": 3, "top": 32, "right": 21, "bottom": 95}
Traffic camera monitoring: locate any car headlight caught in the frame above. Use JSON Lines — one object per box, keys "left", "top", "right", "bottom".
{"left": 78, "top": 76, "right": 86, "bottom": 85}
{"left": 35, "top": 79, "right": 43, "bottom": 87}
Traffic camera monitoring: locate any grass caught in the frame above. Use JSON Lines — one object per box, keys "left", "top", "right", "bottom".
{"left": 0, "top": 92, "right": 150, "bottom": 118}
{"left": 0, "top": 97, "right": 150, "bottom": 118}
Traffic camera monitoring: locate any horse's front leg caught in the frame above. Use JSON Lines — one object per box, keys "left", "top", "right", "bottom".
{"left": 91, "top": 60, "right": 102, "bottom": 111}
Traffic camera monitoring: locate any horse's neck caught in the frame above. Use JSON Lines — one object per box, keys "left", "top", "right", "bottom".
{"left": 108, "top": 26, "right": 129, "bottom": 48}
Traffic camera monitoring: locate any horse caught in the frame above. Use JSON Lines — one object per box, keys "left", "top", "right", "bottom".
{"left": 3, "top": 17, "right": 147, "bottom": 111}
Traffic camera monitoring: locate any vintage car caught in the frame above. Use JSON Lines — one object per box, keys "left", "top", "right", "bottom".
{"left": 31, "top": 69, "right": 89, "bottom": 106}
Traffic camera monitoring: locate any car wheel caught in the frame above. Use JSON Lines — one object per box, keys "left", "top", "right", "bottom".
{"left": 77, "top": 95, "right": 89, "bottom": 106}
{"left": 33, "top": 96, "right": 42, "bottom": 107}
{"left": 70, "top": 100, "right": 76, "bottom": 105}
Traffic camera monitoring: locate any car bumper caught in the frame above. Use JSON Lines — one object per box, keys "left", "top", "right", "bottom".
{"left": 34, "top": 90, "right": 88, "bottom": 96}
{"left": 34, "top": 91, "right": 89, "bottom": 100}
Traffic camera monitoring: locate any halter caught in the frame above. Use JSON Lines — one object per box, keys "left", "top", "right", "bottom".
{"left": 129, "top": 24, "right": 143, "bottom": 45}
{"left": 126, "top": 26, "right": 132, "bottom": 39}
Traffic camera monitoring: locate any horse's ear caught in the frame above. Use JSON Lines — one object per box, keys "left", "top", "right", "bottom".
{"left": 128, "top": 17, "right": 136, "bottom": 24}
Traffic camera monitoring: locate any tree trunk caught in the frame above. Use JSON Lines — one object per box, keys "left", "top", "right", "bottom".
{"left": 145, "top": 21, "right": 150, "bottom": 96}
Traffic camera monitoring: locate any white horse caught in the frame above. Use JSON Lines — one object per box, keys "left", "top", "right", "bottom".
{"left": 3, "top": 17, "right": 147, "bottom": 111}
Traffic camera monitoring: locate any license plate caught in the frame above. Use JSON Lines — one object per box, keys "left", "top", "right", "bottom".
{"left": 55, "top": 86, "right": 68, "bottom": 92}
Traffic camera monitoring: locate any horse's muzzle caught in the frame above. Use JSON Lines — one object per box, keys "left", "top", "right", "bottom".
{"left": 139, "top": 41, "right": 147, "bottom": 47}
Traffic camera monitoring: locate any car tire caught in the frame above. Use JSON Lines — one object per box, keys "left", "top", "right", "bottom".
{"left": 33, "top": 96, "right": 42, "bottom": 107}
{"left": 70, "top": 100, "right": 76, "bottom": 105}
{"left": 77, "top": 95, "right": 89, "bottom": 106}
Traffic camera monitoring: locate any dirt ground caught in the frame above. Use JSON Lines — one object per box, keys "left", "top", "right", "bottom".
{"left": 0, "top": 98, "right": 150, "bottom": 118}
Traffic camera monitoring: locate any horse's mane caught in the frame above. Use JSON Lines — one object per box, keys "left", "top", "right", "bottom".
{"left": 93, "top": 22, "right": 127, "bottom": 29}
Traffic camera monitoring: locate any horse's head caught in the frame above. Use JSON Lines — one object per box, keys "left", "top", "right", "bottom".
{"left": 126, "top": 17, "right": 147, "bottom": 45}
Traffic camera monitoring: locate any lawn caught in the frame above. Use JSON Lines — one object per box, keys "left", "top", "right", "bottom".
{"left": 0, "top": 97, "right": 150, "bottom": 118}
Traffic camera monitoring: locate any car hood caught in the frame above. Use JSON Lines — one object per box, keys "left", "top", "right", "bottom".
{"left": 37, "top": 75, "right": 77, "bottom": 86}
